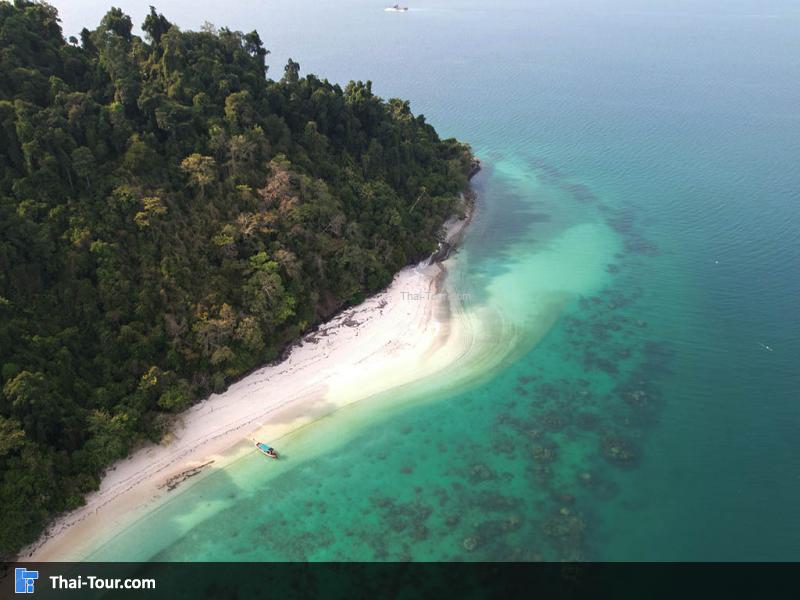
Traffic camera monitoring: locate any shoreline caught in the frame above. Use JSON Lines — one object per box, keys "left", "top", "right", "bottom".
{"left": 24, "top": 188, "right": 479, "bottom": 561}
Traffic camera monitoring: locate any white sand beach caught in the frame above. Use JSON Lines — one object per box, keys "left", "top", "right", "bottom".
{"left": 25, "top": 213, "right": 477, "bottom": 561}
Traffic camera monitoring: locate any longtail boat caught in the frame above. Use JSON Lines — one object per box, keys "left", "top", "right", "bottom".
{"left": 255, "top": 441, "right": 278, "bottom": 459}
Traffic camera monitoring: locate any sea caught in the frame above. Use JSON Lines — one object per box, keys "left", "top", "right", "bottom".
{"left": 58, "top": 0, "right": 800, "bottom": 561}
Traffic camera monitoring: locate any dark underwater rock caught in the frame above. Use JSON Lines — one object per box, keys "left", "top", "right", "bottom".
{"left": 601, "top": 434, "right": 639, "bottom": 467}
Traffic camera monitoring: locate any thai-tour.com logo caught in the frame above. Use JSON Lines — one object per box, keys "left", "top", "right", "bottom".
{"left": 15, "top": 568, "right": 38, "bottom": 594}
{"left": 13, "top": 567, "right": 156, "bottom": 594}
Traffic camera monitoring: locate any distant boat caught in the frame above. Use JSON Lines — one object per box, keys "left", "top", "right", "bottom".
{"left": 385, "top": 4, "right": 409, "bottom": 11}
{"left": 255, "top": 441, "right": 279, "bottom": 459}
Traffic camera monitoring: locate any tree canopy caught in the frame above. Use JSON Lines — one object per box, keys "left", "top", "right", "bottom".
{"left": 0, "top": 1, "right": 473, "bottom": 557}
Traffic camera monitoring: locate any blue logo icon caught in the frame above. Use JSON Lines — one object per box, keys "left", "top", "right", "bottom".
{"left": 15, "top": 568, "right": 39, "bottom": 594}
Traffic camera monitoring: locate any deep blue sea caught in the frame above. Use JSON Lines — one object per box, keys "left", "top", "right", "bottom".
{"left": 60, "top": 0, "right": 800, "bottom": 560}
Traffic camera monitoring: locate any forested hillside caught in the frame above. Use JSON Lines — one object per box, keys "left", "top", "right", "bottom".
{"left": 0, "top": 1, "right": 473, "bottom": 556}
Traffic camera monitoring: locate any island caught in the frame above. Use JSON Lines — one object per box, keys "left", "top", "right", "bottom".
{"left": 0, "top": 2, "right": 475, "bottom": 559}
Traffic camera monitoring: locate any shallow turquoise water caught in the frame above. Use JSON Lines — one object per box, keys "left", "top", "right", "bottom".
{"left": 79, "top": 0, "right": 800, "bottom": 560}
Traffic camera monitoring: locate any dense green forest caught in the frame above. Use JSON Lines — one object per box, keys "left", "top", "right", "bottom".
{"left": 0, "top": 1, "right": 473, "bottom": 556}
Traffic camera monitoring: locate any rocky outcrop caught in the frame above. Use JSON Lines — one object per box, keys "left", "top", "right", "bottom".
{"left": 427, "top": 157, "right": 480, "bottom": 265}
{"left": 468, "top": 157, "right": 482, "bottom": 180}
